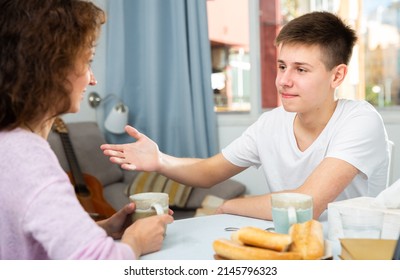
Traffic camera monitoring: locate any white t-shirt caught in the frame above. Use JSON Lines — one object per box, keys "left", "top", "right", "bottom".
{"left": 222, "top": 99, "right": 389, "bottom": 202}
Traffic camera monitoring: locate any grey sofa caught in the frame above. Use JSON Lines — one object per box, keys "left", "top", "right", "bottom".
{"left": 47, "top": 121, "right": 246, "bottom": 219}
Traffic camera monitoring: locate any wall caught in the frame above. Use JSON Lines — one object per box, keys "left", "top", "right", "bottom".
{"left": 380, "top": 111, "right": 400, "bottom": 184}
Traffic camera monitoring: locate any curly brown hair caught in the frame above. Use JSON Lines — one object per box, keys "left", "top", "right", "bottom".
{"left": 0, "top": 0, "right": 105, "bottom": 130}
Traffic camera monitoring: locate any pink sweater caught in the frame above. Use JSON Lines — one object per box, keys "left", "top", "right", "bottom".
{"left": 0, "top": 128, "right": 135, "bottom": 259}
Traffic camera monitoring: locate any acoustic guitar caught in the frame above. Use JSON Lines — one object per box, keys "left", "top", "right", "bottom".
{"left": 52, "top": 117, "right": 116, "bottom": 221}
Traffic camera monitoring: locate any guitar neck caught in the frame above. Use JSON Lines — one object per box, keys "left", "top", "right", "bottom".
{"left": 59, "top": 133, "right": 88, "bottom": 194}
{"left": 52, "top": 118, "right": 116, "bottom": 219}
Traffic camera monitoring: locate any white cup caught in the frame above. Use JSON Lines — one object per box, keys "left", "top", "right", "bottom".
{"left": 129, "top": 192, "right": 169, "bottom": 222}
{"left": 271, "top": 193, "right": 313, "bottom": 234}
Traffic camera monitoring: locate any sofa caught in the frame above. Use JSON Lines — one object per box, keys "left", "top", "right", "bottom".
{"left": 47, "top": 121, "right": 246, "bottom": 219}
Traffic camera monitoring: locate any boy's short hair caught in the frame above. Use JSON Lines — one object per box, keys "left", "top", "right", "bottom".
{"left": 275, "top": 11, "right": 357, "bottom": 70}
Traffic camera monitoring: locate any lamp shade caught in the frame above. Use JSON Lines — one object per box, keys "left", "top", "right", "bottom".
{"left": 104, "top": 103, "right": 129, "bottom": 134}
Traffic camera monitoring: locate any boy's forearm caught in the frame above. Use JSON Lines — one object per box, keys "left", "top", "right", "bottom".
{"left": 217, "top": 195, "right": 273, "bottom": 220}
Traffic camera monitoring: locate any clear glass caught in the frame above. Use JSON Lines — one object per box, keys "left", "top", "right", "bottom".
{"left": 340, "top": 209, "right": 384, "bottom": 239}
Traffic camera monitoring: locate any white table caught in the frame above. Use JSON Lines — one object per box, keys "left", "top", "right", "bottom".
{"left": 141, "top": 214, "right": 336, "bottom": 260}
{"left": 141, "top": 214, "right": 273, "bottom": 260}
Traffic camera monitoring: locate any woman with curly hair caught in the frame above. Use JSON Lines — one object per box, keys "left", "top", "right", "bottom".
{"left": 0, "top": 0, "right": 173, "bottom": 259}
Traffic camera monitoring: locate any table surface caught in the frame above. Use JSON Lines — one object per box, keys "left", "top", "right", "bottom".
{"left": 143, "top": 214, "right": 320, "bottom": 260}
{"left": 141, "top": 213, "right": 338, "bottom": 260}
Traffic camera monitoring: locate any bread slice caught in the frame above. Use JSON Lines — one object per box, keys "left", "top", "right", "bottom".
{"left": 233, "top": 226, "right": 292, "bottom": 252}
{"left": 289, "top": 219, "right": 324, "bottom": 260}
{"left": 213, "top": 238, "right": 302, "bottom": 260}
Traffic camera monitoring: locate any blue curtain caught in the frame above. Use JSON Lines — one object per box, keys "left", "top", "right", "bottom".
{"left": 105, "top": 0, "right": 218, "bottom": 158}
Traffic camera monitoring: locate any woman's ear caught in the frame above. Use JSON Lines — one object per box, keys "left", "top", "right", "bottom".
{"left": 331, "top": 64, "right": 348, "bottom": 87}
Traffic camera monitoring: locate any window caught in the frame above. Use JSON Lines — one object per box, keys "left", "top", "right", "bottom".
{"left": 362, "top": 0, "right": 400, "bottom": 107}
{"left": 207, "top": 0, "right": 252, "bottom": 112}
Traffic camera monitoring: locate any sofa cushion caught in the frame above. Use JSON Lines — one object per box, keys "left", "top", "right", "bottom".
{"left": 48, "top": 121, "right": 124, "bottom": 187}
{"left": 102, "top": 182, "right": 131, "bottom": 210}
{"left": 125, "top": 171, "right": 193, "bottom": 208}
{"left": 185, "top": 179, "right": 246, "bottom": 209}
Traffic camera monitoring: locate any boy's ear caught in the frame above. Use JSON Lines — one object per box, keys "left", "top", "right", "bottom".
{"left": 331, "top": 64, "right": 347, "bottom": 87}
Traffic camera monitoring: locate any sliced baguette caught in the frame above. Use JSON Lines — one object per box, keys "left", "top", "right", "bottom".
{"left": 213, "top": 238, "right": 302, "bottom": 260}
{"left": 234, "top": 226, "right": 292, "bottom": 252}
{"left": 289, "top": 219, "right": 324, "bottom": 260}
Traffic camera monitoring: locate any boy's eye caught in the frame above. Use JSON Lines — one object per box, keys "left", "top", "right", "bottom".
{"left": 278, "top": 64, "right": 286, "bottom": 70}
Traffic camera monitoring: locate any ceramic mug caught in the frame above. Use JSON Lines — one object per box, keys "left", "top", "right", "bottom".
{"left": 271, "top": 193, "right": 313, "bottom": 234}
{"left": 129, "top": 192, "right": 169, "bottom": 222}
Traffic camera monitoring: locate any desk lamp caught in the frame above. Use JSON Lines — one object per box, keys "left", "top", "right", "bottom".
{"left": 88, "top": 91, "right": 129, "bottom": 134}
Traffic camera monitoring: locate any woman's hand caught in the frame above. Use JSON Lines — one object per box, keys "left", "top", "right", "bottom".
{"left": 97, "top": 203, "right": 136, "bottom": 239}
{"left": 122, "top": 214, "right": 174, "bottom": 257}
{"left": 97, "top": 202, "right": 174, "bottom": 240}
{"left": 100, "top": 125, "right": 161, "bottom": 172}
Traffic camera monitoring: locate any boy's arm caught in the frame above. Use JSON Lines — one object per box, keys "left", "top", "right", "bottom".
{"left": 218, "top": 157, "right": 358, "bottom": 220}
{"left": 159, "top": 153, "right": 247, "bottom": 188}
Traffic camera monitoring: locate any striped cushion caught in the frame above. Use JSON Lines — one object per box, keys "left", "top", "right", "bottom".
{"left": 126, "top": 171, "right": 193, "bottom": 208}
